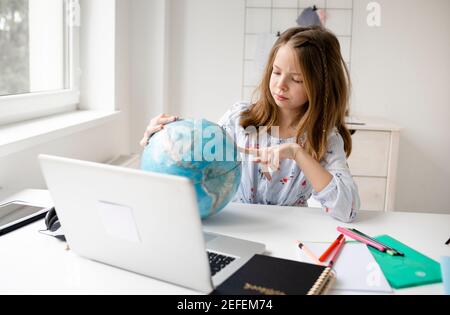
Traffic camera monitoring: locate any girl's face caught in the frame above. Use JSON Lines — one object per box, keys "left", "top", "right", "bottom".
{"left": 269, "top": 45, "right": 308, "bottom": 111}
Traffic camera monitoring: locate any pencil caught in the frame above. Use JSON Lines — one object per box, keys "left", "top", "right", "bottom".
{"left": 297, "top": 242, "right": 323, "bottom": 265}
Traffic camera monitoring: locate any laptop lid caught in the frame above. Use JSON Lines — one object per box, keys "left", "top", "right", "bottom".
{"left": 39, "top": 154, "right": 214, "bottom": 293}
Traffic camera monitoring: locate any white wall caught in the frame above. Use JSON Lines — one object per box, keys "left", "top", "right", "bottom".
{"left": 167, "top": 0, "right": 245, "bottom": 122}
{"left": 350, "top": 0, "right": 450, "bottom": 213}
{"left": 128, "top": 0, "right": 450, "bottom": 214}
{"left": 79, "top": 0, "right": 116, "bottom": 111}
{"left": 0, "top": 0, "right": 131, "bottom": 193}
{"left": 129, "top": 0, "right": 245, "bottom": 153}
{"left": 129, "top": 0, "right": 170, "bottom": 154}
{"left": 0, "top": 122, "right": 128, "bottom": 190}
{"left": 126, "top": 0, "right": 245, "bottom": 152}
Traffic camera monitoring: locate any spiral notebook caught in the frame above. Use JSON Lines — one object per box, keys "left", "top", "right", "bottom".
{"left": 211, "top": 254, "right": 335, "bottom": 295}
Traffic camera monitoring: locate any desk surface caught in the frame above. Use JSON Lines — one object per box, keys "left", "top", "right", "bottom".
{"left": 0, "top": 202, "right": 449, "bottom": 295}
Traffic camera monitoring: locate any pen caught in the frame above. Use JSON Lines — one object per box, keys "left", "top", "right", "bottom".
{"left": 446, "top": 238, "right": 450, "bottom": 245}
{"left": 297, "top": 242, "right": 323, "bottom": 265}
{"left": 349, "top": 228, "right": 394, "bottom": 249}
{"left": 337, "top": 227, "right": 386, "bottom": 252}
{"left": 328, "top": 237, "right": 346, "bottom": 268}
{"left": 349, "top": 228, "right": 404, "bottom": 256}
{"left": 319, "top": 234, "right": 344, "bottom": 262}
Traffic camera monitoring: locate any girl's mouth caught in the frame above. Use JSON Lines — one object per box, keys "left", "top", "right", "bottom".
{"left": 275, "top": 94, "right": 289, "bottom": 101}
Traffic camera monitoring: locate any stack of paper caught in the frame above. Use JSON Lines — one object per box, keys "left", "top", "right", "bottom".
{"left": 297, "top": 242, "right": 392, "bottom": 293}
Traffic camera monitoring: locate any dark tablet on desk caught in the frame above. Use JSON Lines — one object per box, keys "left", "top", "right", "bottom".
{"left": 0, "top": 202, "right": 49, "bottom": 236}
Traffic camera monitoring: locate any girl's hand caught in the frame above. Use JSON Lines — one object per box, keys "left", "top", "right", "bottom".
{"left": 239, "top": 143, "right": 302, "bottom": 181}
{"left": 140, "top": 114, "right": 178, "bottom": 147}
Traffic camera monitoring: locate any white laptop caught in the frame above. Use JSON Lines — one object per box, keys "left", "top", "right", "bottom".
{"left": 38, "top": 154, "right": 265, "bottom": 293}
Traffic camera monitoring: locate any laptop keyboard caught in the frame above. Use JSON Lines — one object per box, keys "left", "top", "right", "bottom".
{"left": 207, "top": 251, "right": 236, "bottom": 276}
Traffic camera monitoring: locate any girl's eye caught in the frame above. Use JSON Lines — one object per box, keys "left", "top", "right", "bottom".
{"left": 273, "top": 72, "right": 281, "bottom": 76}
{"left": 293, "top": 78, "right": 303, "bottom": 84}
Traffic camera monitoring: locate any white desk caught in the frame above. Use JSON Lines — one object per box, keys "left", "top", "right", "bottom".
{"left": 0, "top": 201, "right": 448, "bottom": 295}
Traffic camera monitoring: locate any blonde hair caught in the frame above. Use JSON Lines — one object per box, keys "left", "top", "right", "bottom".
{"left": 240, "top": 26, "right": 352, "bottom": 161}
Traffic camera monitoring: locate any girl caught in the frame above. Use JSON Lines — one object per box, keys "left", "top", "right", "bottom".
{"left": 140, "top": 26, "right": 360, "bottom": 223}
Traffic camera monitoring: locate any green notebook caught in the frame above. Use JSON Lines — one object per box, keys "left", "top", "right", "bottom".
{"left": 368, "top": 235, "right": 442, "bottom": 289}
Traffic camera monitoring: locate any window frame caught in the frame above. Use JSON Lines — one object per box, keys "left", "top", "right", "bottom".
{"left": 0, "top": 0, "right": 80, "bottom": 126}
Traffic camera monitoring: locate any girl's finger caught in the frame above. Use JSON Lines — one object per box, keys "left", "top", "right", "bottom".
{"left": 238, "top": 146, "right": 259, "bottom": 156}
{"left": 252, "top": 157, "right": 261, "bottom": 163}
{"left": 139, "top": 138, "right": 147, "bottom": 147}
{"left": 151, "top": 124, "right": 164, "bottom": 135}
{"left": 267, "top": 151, "right": 274, "bottom": 171}
{"left": 146, "top": 124, "right": 164, "bottom": 136}
{"left": 157, "top": 116, "right": 178, "bottom": 125}
{"left": 260, "top": 159, "right": 272, "bottom": 181}
{"left": 140, "top": 131, "right": 151, "bottom": 147}
{"left": 270, "top": 164, "right": 280, "bottom": 172}
{"left": 139, "top": 125, "right": 164, "bottom": 147}
{"left": 271, "top": 151, "right": 280, "bottom": 172}
{"left": 260, "top": 149, "right": 269, "bottom": 164}
{"left": 263, "top": 171, "right": 272, "bottom": 181}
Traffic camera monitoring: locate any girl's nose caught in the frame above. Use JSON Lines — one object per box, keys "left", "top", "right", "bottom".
{"left": 277, "top": 78, "right": 288, "bottom": 91}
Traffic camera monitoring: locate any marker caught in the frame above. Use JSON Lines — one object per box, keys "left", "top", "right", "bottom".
{"left": 386, "top": 249, "right": 397, "bottom": 256}
{"left": 319, "top": 234, "right": 344, "bottom": 262}
{"left": 328, "top": 237, "right": 346, "bottom": 268}
{"left": 349, "top": 228, "right": 404, "bottom": 256}
{"left": 297, "top": 241, "right": 323, "bottom": 265}
{"left": 349, "top": 228, "right": 395, "bottom": 249}
{"left": 337, "top": 227, "right": 386, "bottom": 252}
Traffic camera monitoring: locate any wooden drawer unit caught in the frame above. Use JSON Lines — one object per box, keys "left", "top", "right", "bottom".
{"left": 353, "top": 177, "right": 386, "bottom": 211}
{"left": 348, "top": 131, "right": 390, "bottom": 177}
{"left": 346, "top": 117, "right": 401, "bottom": 212}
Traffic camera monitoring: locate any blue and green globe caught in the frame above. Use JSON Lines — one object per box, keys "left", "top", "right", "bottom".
{"left": 140, "top": 119, "right": 242, "bottom": 220}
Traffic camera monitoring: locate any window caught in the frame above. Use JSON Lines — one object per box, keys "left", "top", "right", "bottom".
{"left": 0, "top": 0, "right": 80, "bottom": 126}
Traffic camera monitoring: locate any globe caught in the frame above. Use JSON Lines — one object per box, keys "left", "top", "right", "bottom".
{"left": 140, "top": 119, "right": 242, "bottom": 220}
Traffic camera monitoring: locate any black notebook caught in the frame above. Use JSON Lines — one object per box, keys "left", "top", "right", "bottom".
{"left": 211, "top": 254, "right": 335, "bottom": 295}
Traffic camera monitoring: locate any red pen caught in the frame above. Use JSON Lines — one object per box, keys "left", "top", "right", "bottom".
{"left": 319, "top": 234, "right": 344, "bottom": 262}
{"left": 328, "top": 237, "right": 346, "bottom": 268}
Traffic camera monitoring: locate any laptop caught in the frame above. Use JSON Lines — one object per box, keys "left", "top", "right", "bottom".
{"left": 38, "top": 154, "right": 265, "bottom": 293}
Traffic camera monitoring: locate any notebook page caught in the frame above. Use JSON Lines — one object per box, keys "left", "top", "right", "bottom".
{"left": 297, "top": 242, "right": 392, "bottom": 293}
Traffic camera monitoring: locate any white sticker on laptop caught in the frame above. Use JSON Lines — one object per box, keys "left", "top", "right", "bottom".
{"left": 98, "top": 200, "right": 141, "bottom": 243}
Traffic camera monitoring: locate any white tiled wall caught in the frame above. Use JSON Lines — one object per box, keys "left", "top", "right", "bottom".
{"left": 272, "top": 8, "right": 300, "bottom": 33}
{"left": 325, "top": 9, "right": 352, "bottom": 36}
{"left": 273, "top": 0, "right": 298, "bottom": 8}
{"left": 300, "top": 0, "right": 325, "bottom": 8}
{"left": 326, "top": 0, "right": 352, "bottom": 9}
{"left": 242, "top": 0, "right": 354, "bottom": 101}
{"left": 246, "top": 8, "right": 272, "bottom": 33}
{"left": 337, "top": 35, "right": 351, "bottom": 63}
{"left": 246, "top": 0, "right": 272, "bottom": 7}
